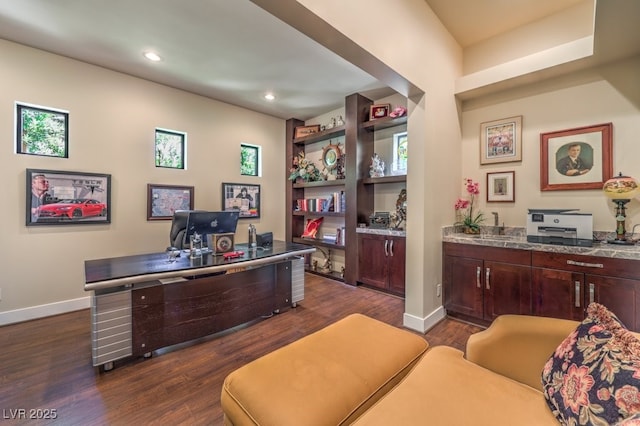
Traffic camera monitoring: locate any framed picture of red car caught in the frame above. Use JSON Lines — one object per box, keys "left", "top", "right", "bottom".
{"left": 26, "top": 168, "right": 111, "bottom": 226}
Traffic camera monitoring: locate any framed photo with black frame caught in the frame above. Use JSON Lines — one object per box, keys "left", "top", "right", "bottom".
{"left": 16, "top": 103, "right": 69, "bottom": 158}
{"left": 222, "top": 182, "right": 260, "bottom": 218}
{"left": 147, "top": 184, "right": 194, "bottom": 220}
{"left": 26, "top": 168, "right": 111, "bottom": 226}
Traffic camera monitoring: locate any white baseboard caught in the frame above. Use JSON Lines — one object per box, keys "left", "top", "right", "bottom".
{"left": 0, "top": 296, "right": 90, "bottom": 326}
{"left": 403, "top": 305, "right": 446, "bottom": 334}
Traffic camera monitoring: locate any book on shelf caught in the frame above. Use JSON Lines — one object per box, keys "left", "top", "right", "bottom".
{"left": 295, "top": 192, "right": 343, "bottom": 213}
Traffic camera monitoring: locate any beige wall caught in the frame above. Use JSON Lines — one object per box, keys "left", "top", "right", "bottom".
{"left": 461, "top": 56, "right": 640, "bottom": 232}
{"left": 298, "top": 0, "right": 463, "bottom": 330}
{"left": 0, "top": 39, "right": 285, "bottom": 321}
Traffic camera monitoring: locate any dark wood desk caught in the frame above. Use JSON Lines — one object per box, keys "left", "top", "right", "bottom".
{"left": 85, "top": 241, "right": 314, "bottom": 370}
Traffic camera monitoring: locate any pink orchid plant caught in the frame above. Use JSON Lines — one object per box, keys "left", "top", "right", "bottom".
{"left": 454, "top": 178, "right": 484, "bottom": 232}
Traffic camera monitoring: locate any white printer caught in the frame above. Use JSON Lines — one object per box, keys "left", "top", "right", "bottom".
{"left": 526, "top": 209, "right": 593, "bottom": 247}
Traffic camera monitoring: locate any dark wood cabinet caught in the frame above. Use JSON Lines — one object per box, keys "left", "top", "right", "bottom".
{"left": 532, "top": 251, "right": 640, "bottom": 330}
{"left": 358, "top": 233, "right": 405, "bottom": 296}
{"left": 443, "top": 242, "right": 532, "bottom": 324}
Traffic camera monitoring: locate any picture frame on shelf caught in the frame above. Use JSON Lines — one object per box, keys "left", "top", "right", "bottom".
{"left": 147, "top": 184, "right": 194, "bottom": 220}
{"left": 486, "top": 171, "right": 515, "bottom": 202}
{"left": 222, "top": 182, "right": 260, "bottom": 218}
{"left": 480, "top": 116, "right": 522, "bottom": 165}
{"left": 294, "top": 124, "right": 321, "bottom": 139}
{"left": 540, "top": 123, "right": 613, "bottom": 191}
{"left": 369, "top": 104, "right": 390, "bottom": 120}
{"left": 26, "top": 168, "right": 111, "bottom": 226}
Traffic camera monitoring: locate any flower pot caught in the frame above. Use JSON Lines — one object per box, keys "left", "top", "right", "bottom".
{"left": 463, "top": 226, "right": 480, "bottom": 235}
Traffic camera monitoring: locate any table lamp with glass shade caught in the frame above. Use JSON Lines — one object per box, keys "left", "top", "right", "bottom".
{"left": 603, "top": 172, "right": 640, "bottom": 245}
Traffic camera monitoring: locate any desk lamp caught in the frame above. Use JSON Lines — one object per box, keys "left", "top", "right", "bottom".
{"left": 603, "top": 172, "right": 639, "bottom": 245}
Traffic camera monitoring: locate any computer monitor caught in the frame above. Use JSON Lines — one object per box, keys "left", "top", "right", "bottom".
{"left": 184, "top": 211, "right": 239, "bottom": 248}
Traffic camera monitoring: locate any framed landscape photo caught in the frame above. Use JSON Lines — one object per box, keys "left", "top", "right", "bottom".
{"left": 480, "top": 116, "right": 522, "bottom": 165}
{"left": 487, "top": 171, "right": 515, "bottom": 202}
{"left": 222, "top": 182, "right": 260, "bottom": 218}
{"left": 26, "top": 169, "right": 111, "bottom": 226}
{"left": 369, "top": 104, "right": 390, "bottom": 120}
{"left": 540, "top": 123, "right": 613, "bottom": 191}
{"left": 294, "top": 125, "right": 321, "bottom": 139}
{"left": 147, "top": 184, "right": 194, "bottom": 220}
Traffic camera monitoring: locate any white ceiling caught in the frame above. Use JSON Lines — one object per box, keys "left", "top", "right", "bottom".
{"left": 0, "top": 0, "right": 624, "bottom": 120}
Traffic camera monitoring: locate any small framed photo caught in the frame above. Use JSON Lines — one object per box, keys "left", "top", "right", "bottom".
{"left": 294, "top": 125, "right": 321, "bottom": 139}
{"left": 16, "top": 103, "right": 69, "bottom": 158}
{"left": 369, "top": 104, "right": 390, "bottom": 120}
{"left": 222, "top": 182, "right": 260, "bottom": 218}
{"left": 26, "top": 169, "right": 111, "bottom": 226}
{"left": 540, "top": 123, "right": 613, "bottom": 191}
{"left": 147, "top": 184, "right": 194, "bottom": 220}
{"left": 487, "top": 171, "right": 515, "bottom": 202}
{"left": 480, "top": 116, "right": 522, "bottom": 164}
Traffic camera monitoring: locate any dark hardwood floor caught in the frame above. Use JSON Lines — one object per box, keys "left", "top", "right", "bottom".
{"left": 0, "top": 274, "right": 482, "bottom": 425}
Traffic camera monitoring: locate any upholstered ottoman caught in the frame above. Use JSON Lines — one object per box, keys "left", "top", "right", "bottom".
{"left": 221, "top": 313, "right": 428, "bottom": 425}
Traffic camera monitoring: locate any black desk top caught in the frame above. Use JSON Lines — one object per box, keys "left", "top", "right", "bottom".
{"left": 84, "top": 241, "right": 313, "bottom": 284}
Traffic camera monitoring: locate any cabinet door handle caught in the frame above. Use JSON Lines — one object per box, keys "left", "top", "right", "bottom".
{"left": 389, "top": 239, "right": 394, "bottom": 256}
{"left": 485, "top": 268, "right": 490, "bottom": 290}
{"left": 589, "top": 283, "right": 595, "bottom": 305}
{"left": 574, "top": 281, "right": 581, "bottom": 308}
{"left": 384, "top": 240, "right": 389, "bottom": 256}
{"left": 567, "top": 260, "right": 604, "bottom": 268}
{"left": 476, "top": 266, "right": 481, "bottom": 288}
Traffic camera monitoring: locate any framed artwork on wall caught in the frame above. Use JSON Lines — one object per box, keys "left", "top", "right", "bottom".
{"left": 222, "top": 182, "right": 260, "bottom": 218}
{"left": 480, "top": 116, "right": 522, "bottom": 165}
{"left": 540, "top": 123, "right": 613, "bottom": 191}
{"left": 487, "top": 171, "right": 515, "bottom": 202}
{"left": 147, "top": 184, "right": 194, "bottom": 220}
{"left": 26, "top": 168, "right": 111, "bottom": 226}
{"left": 294, "top": 125, "right": 321, "bottom": 139}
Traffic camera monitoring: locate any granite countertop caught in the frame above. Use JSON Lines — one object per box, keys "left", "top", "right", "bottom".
{"left": 357, "top": 227, "right": 406, "bottom": 237}
{"left": 442, "top": 226, "right": 640, "bottom": 261}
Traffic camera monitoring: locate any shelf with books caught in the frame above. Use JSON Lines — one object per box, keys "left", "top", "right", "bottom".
{"left": 292, "top": 179, "right": 345, "bottom": 189}
{"left": 292, "top": 237, "right": 346, "bottom": 251}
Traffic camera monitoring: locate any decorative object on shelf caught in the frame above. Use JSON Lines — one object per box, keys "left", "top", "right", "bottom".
{"left": 369, "top": 212, "right": 391, "bottom": 229}
{"left": 26, "top": 168, "right": 111, "bottom": 227}
{"left": 389, "top": 106, "right": 407, "bottom": 118}
{"left": 325, "top": 117, "right": 337, "bottom": 130}
{"left": 486, "top": 171, "right": 515, "bottom": 203}
{"left": 147, "top": 183, "right": 194, "bottom": 220}
{"left": 222, "top": 182, "right": 261, "bottom": 218}
{"left": 336, "top": 115, "right": 345, "bottom": 126}
{"left": 340, "top": 266, "right": 345, "bottom": 278}
{"left": 480, "top": 116, "right": 522, "bottom": 165}
{"left": 454, "top": 178, "right": 484, "bottom": 234}
{"left": 302, "top": 217, "right": 324, "bottom": 238}
{"left": 391, "top": 131, "right": 408, "bottom": 175}
{"left": 294, "top": 124, "right": 321, "bottom": 139}
{"left": 316, "top": 247, "right": 332, "bottom": 274}
{"left": 289, "top": 151, "right": 322, "bottom": 182}
{"left": 335, "top": 153, "right": 346, "bottom": 180}
{"left": 603, "top": 172, "right": 639, "bottom": 245}
{"left": 391, "top": 189, "right": 407, "bottom": 230}
{"left": 321, "top": 141, "right": 342, "bottom": 171}
{"left": 540, "top": 122, "right": 613, "bottom": 191}
{"left": 369, "top": 104, "right": 390, "bottom": 120}
{"left": 369, "top": 153, "right": 385, "bottom": 178}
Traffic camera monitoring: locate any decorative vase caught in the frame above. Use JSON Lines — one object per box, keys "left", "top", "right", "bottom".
{"left": 463, "top": 226, "right": 480, "bottom": 235}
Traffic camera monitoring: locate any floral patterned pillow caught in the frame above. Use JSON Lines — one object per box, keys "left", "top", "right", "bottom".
{"left": 542, "top": 303, "right": 640, "bottom": 425}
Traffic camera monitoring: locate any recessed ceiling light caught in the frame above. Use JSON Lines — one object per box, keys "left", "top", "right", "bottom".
{"left": 264, "top": 93, "right": 275, "bottom": 101}
{"left": 144, "top": 51, "right": 162, "bottom": 62}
